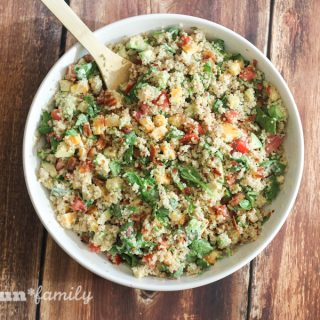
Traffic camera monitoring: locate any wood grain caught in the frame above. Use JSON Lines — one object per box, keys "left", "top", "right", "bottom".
{"left": 40, "top": 1, "right": 270, "bottom": 320}
{"left": 0, "top": 1, "right": 62, "bottom": 319}
{"left": 248, "top": 1, "right": 320, "bottom": 319}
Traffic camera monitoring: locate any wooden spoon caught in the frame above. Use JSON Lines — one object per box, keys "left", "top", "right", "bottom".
{"left": 41, "top": 0, "right": 133, "bottom": 90}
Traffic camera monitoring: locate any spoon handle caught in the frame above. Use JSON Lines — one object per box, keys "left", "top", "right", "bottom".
{"left": 41, "top": 0, "right": 132, "bottom": 89}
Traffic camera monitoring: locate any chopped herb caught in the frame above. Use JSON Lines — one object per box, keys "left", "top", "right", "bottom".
{"left": 162, "top": 43, "right": 176, "bottom": 54}
{"left": 212, "top": 39, "right": 225, "bottom": 52}
{"left": 154, "top": 207, "right": 170, "bottom": 224}
{"left": 239, "top": 199, "right": 251, "bottom": 210}
{"left": 124, "top": 172, "right": 159, "bottom": 205}
{"left": 165, "top": 26, "right": 180, "bottom": 40}
{"left": 264, "top": 176, "right": 280, "bottom": 201}
{"left": 166, "top": 127, "right": 184, "bottom": 140}
{"left": 38, "top": 111, "right": 52, "bottom": 134}
{"left": 74, "top": 62, "right": 98, "bottom": 80}
{"left": 190, "top": 239, "right": 213, "bottom": 257}
{"left": 84, "top": 95, "right": 100, "bottom": 118}
{"left": 65, "top": 128, "right": 78, "bottom": 136}
{"left": 178, "top": 165, "right": 213, "bottom": 195}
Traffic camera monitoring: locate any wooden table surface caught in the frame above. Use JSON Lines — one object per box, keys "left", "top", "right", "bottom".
{"left": 0, "top": 0, "right": 319, "bottom": 319}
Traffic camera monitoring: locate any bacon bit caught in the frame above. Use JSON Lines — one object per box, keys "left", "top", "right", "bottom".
{"left": 180, "top": 133, "right": 199, "bottom": 144}
{"left": 121, "top": 126, "right": 132, "bottom": 134}
{"left": 266, "top": 135, "right": 283, "bottom": 153}
{"left": 80, "top": 235, "right": 89, "bottom": 244}
{"left": 150, "top": 144, "right": 157, "bottom": 163}
{"left": 83, "top": 123, "right": 91, "bottom": 137}
{"left": 86, "top": 205, "right": 97, "bottom": 215}
{"left": 92, "top": 176, "right": 105, "bottom": 187}
{"left": 96, "top": 135, "right": 107, "bottom": 150}
{"left": 229, "top": 192, "right": 245, "bottom": 207}
{"left": 203, "top": 50, "right": 216, "bottom": 62}
{"left": 253, "top": 167, "right": 265, "bottom": 178}
{"left": 79, "top": 160, "right": 92, "bottom": 173}
{"left": 65, "top": 64, "right": 77, "bottom": 82}
{"left": 156, "top": 239, "right": 168, "bottom": 250}
{"left": 55, "top": 159, "right": 65, "bottom": 171}
{"left": 252, "top": 59, "right": 258, "bottom": 67}
{"left": 83, "top": 54, "right": 94, "bottom": 62}
{"left": 232, "top": 215, "right": 240, "bottom": 233}
{"left": 212, "top": 168, "right": 221, "bottom": 176}
{"left": 152, "top": 92, "right": 170, "bottom": 109}
{"left": 89, "top": 243, "right": 101, "bottom": 253}
{"left": 133, "top": 111, "right": 142, "bottom": 121}
{"left": 212, "top": 205, "right": 229, "bottom": 217}
{"left": 198, "top": 124, "right": 206, "bottom": 135}
{"left": 183, "top": 187, "right": 192, "bottom": 195}
{"left": 66, "top": 157, "right": 78, "bottom": 172}
{"left": 124, "top": 82, "right": 135, "bottom": 94}
{"left": 140, "top": 103, "right": 150, "bottom": 115}
{"left": 97, "top": 90, "right": 117, "bottom": 106}
{"left": 226, "top": 174, "right": 236, "bottom": 186}
{"left": 239, "top": 65, "right": 256, "bottom": 81}
{"left": 224, "top": 111, "right": 239, "bottom": 123}
{"left": 142, "top": 253, "right": 155, "bottom": 268}
{"left": 72, "top": 197, "right": 86, "bottom": 212}
{"left": 180, "top": 35, "right": 191, "bottom": 47}
{"left": 87, "top": 147, "right": 96, "bottom": 160}
{"left": 51, "top": 109, "right": 61, "bottom": 121}
{"left": 232, "top": 138, "right": 249, "bottom": 154}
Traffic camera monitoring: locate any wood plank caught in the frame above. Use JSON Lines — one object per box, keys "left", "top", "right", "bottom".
{"left": 40, "top": 1, "right": 270, "bottom": 319}
{"left": 0, "top": 1, "right": 62, "bottom": 319}
{"left": 248, "top": 1, "right": 320, "bottom": 319}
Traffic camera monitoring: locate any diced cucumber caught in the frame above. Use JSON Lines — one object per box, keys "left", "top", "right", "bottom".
{"left": 126, "top": 35, "right": 147, "bottom": 51}
{"left": 250, "top": 133, "right": 262, "bottom": 149}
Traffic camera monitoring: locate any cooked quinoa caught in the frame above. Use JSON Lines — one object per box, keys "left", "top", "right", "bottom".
{"left": 37, "top": 27, "right": 287, "bottom": 278}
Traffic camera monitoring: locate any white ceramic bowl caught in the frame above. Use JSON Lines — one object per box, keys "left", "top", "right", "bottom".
{"left": 23, "top": 14, "right": 304, "bottom": 291}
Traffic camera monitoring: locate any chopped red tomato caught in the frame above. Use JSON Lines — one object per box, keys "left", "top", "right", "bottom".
{"left": 180, "top": 35, "right": 191, "bottom": 47}
{"left": 51, "top": 109, "right": 61, "bottom": 121}
{"left": 252, "top": 59, "right": 258, "bottom": 67}
{"left": 152, "top": 92, "right": 170, "bottom": 109}
{"left": 224, "top": 110, "right": 239, "bottom": 123}
{"left": 239, "top": 66, "right": 256, "bottom": 81}
{"left": 106, "top": 253, "right": 122, "bottom": 265}
{"left": 89, "top": 243, "right": 100, "bottom": 253}
{"left": 232, "top": 138, "right": 249, "bottom": 154}
{"left": 72, "top": 197, "right": 86, "bottom": 212}
{"left": 180, "top": 133, "right": 199, "bottom": 144}
{"left": 213, "top": 205, "right": 229, "bottom": 217}
{"left": 266, "top": 135, "right": 283, "bottom": 153}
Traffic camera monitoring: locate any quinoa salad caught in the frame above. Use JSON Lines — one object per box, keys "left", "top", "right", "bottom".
{"left": 37, "top": 27, "right": 287, "bottom": 278}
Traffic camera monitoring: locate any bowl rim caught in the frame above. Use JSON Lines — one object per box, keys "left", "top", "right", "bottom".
{"left": 23, "top": 13, "right": 304, "bottom": 291}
